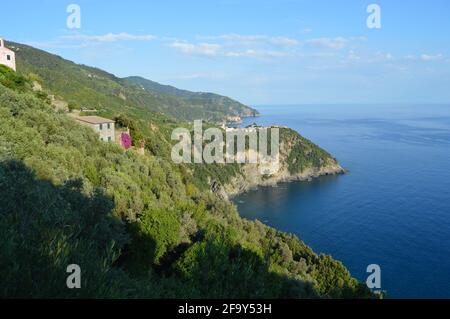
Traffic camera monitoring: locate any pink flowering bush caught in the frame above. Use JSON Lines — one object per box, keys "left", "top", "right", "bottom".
{"left": 121, "top": 132, "right": 132, "bottom": 149}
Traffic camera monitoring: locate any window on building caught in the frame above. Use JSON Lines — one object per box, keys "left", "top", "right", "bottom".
{"left": 107, "top": 123, "right": 111, "bottom": 129}
{"left": 99, "top": 124, "right": 103, "bottom": 130}
{"left": 108, "top": 137, "right": 112, "bottom": 142}
{"left": 7, "top": 55, "right": 11, "bottom": 61}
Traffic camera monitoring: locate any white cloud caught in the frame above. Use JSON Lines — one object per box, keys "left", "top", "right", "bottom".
{"left": 404, "top": 54, "right": 445, "bottom": 62}
{"left": 370, "top": 52, "right": 393, "bottom": 62}
{"left": 198, "top": 33, "right": 299, "bottom": 47}
{"left": 225, "top": 49, "right": 289, "bottom": 58}
{"left": 170, "top": 40, "right": 291, "bottom": 59}
{"left": 306, "top": 37, "right": 350, "bottom": 50}
{"left": 177, "top": 34, "right": 299, "bottom": 59}
{"left": 420, "top": 53, "right": 443, "bottom": 61}
{"left": 61, "top": 32, "right": 156, "bottom": 43}
{"left": 305, "top": 36, "right": 366, "bottom": 50}
{"left": 348, "top": 50, "right": 360, "bottom": 61}
{"left": 170, "top": 42, "right": 222, "bottom": 56}
{"left": 170, "top": 32, "right": 304, "bottom": 60}
{"left": 269, "top": 37, "right": 299, "bottom": 47}
{"left": 27, "top": 32, "right": 157, "bottom": 49}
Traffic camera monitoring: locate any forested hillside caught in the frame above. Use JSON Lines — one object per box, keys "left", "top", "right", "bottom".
{"left": 124, "top": 76, "right": 258, "bottom": 118}
{"left": 0, "top": 50, "right": 373, "bottom": 298}
{"left": 8, "top": 41, "right": 258, "bottom": 122}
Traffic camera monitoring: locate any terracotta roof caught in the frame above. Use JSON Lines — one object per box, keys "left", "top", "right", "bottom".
{"left": 75, "top": 116, "right": 115, "bottom": 125}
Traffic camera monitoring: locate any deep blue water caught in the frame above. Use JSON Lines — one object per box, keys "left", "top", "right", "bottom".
{"left": 234, "top": 104, "right": 450, "bottom": 298}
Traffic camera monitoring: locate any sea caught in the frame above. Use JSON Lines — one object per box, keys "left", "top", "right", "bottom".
{"left": 233, "top": 104, "right": 450, "bottom": 298}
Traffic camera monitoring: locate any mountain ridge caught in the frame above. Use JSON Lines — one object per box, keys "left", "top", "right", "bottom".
{"left": 8, "top": 41, "right": 258, "bottom": 122}
{"left": 123, "top": 75, "right": 259, "bottom": 119}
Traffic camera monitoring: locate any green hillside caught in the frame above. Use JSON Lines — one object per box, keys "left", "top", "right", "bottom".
{"left": 124, "top": 76, "right": 259, "bottom": 118}
{"left": 8, "top": 41, "right": 258, "bottom": 123}
{"left": 0, "top": 48, "right": 373, "bottom": 299}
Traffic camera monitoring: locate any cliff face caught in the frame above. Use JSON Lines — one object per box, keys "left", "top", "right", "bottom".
{"left": 224, "top": 160, "right": 344, "bottom": 198}
{"left": 220, "top": 127, "right": 345, "bottom": 198}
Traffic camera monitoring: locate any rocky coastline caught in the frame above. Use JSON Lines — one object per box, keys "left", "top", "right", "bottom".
{"left": 223, "top": 161, "right": 346, "bottom": 198}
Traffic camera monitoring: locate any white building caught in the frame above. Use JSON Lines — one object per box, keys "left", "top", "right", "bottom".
{"left": 75, "top": 116, "right": 116, "bottom": 142}
{"left": 0, "top": 38, "right": 16, "bottom": 71}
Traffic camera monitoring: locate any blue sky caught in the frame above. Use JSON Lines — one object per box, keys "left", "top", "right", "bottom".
{"left": 1, "top": 0, "right": 450, "bottom": 105}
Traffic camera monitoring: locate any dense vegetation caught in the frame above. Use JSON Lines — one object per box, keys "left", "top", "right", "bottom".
{"left": 280, "top": 128, "right": 338, "bottom": 174}
{"left": 0, "top": 48, "right": 373, "bottom": 299}
{"left": 125, "top": 76, "right": 259, "bottom": 119}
